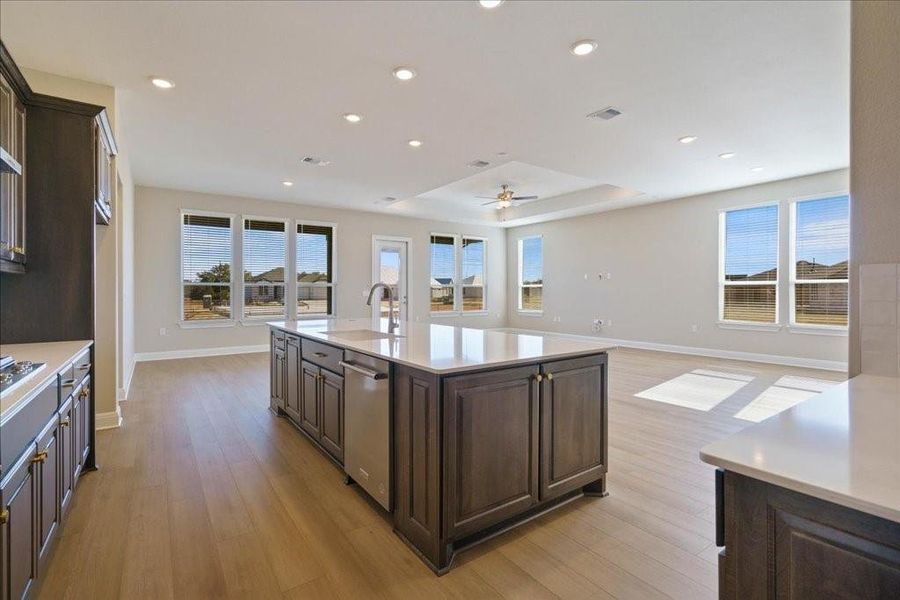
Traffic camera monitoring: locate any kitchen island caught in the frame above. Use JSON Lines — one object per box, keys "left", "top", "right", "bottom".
{"left": 701, "top": 375, "right": 900, "bottom": 598}
{"left": 268, "top": 319, "right": 612, "bottom": 574}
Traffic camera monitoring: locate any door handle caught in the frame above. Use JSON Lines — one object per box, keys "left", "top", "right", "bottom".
{"left": 313, "top": 352, "right": 328, "bottom": 358}
{"left": 339, "top": 360, "right": 387, "bottom": 380}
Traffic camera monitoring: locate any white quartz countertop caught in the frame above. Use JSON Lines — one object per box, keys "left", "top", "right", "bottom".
{"left": 701, "top": 374, "right": 900, "bottom": 523}
{"left": 268, "top": 319, "right": 613, "bottom": 374}
{"left": 0, "top": 340, "right": 92, "bottom": 422}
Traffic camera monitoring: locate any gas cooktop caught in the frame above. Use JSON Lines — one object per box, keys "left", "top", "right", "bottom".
{"left": 0, "top": 358, "right": 47, "bottom": 396}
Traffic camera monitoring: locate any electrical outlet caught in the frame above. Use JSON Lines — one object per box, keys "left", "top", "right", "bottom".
{"left": 552, "top": 316, "right": 561, "bottom": 323}
{"left": 691, "top": 324, "right": 699, "bottom": 332}
{"left": 592, "top": 319, "right": 603, "bottom": 332}
{"left": 159, "top": 327, "right": 167, "bottom": 336}
{"left": 606, "top": 272, "right": 612, "bottom": 280}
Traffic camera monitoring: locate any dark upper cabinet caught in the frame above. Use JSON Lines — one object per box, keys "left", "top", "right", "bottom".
{"left": 539, "top": 355, "right": 608, "bottom": 501}
{"left": 93, "top": 115, "right": 115, "bottom": 225}
{"left": 443, "top": 365, "right": 541, "bottom": 539}
{"left": 0, "top": 65, "right": 26, "bottom": 273}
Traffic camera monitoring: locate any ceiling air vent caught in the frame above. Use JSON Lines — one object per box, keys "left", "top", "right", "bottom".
{"left": 301, "top": 156, "right": 332, "bottom": 166}
{"left": 586, "top": 107, "right": 622, "bottom": 121}
{"left": 467, "top": 159, "right": 490, "bottom": 168}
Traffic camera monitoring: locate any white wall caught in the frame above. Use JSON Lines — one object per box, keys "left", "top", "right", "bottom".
{"left": 505, "top": 170, "right": 849, "bottom": 368}
{"left": 134, "top": 186, "right": 507, "bottom": 356}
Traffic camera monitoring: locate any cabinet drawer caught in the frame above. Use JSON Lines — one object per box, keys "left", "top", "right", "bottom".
{"left": 0, "top": 379, "right": 58, "bottom": 474}
{"left": 302, "top": 338, "right": 343, "bottom": 374}
{"left": 272, "top": 329, "right": 286, "bottom": 350}
{"left": 72, "top": 348, "right": 91, "bottom": 386}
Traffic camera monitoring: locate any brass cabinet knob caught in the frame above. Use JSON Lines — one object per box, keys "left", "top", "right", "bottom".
{"left": 0, "top": 509, "right": 8, "bottom": 525}
{"left": 30, "top": 450, "right": 48, "bottom": 464}
{"left": 534, "top": 373, "right": 543, "bottom": 383}
{"left": 546, "top": 373, "right": 554, "bottom": 381}
{"left": 60, "top": 418, "right": 71, "bottom": 427}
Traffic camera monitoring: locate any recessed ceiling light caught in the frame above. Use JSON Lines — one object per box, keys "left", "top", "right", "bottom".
{"left": 282, "top": 181, "right": 293, "bottom": 187}
{"left": 750, "top": 166, "right": 764, "bottom": 172}
{"left": 678, "top": 136, "right": 698, "bottom": 144}
{"left": 570, "top": 40, "right": 598, "bottom": 56}
{"left": 479, "top": 0, "right": 505, "bottom": 8}
{"left": 408, "top": 139, "right": 422, "bottom": 148}
{"left": 343, "top": 113, "right": 363, "bottom": 123}
{"left": 719, "top": 152, "right": 736, "bottom": 159}
{"left": 392, "top": 67, "right": 416, "bottom": 81}
{"left": 150, "top": 77, "right": 174, "bottom": 89}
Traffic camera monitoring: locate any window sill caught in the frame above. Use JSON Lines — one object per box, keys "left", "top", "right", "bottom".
{"left": 240, "top": 318, "right": 283, "bottom": 327}
{"left": 461, "top": 310, "right": 490, "bottom": 317}
{"left": 517, "top": 310, "right": 544, "bottom": 317}
{"left": 179, "top": 319, "right": 236, "bottom": 329}
{"left": 788, "top": 324, "right": 848, "bottom": 337}
{"left": 430, "top": 311, "right": 460, "bottom": 318}
{"left": 295, "top": 314, "right": 335, "bottom": 321}
{"left": 716, "top": 321, "right": 781, "bottom": 332}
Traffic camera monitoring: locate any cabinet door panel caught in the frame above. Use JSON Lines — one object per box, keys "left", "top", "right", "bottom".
{"left": 1, "top": 448, "right": 37, "bottom": 600}
{"left": 284, "top": 338, "right": 301, "bottom": 423}
{"left": 319, "top": 370, "right": 344, "bottom": 462}
{"left": 79, "top": 378, "right": 91, "bottom": 465}
{"left": 35, "top": 419, "right": 60, "bottom": 566}
{"left": 300, "top": 361, "right": 321, "bottom": 439}
{"left": 59, "top": 398, "right": 75, "bottom": 514}
{"left": 271, "top": 346, "right": 285, "bottom": 413}
{"left": 72, "top": 385, "right": 84, "bottom": 483}
{"left": 444, "top": 365, "right": 539, "bottom": 539}
{"left": 540, "top": 355, "right": 607, "bottom": 500}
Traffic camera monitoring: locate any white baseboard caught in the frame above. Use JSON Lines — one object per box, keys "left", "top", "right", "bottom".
{"left": 117, "top": 357, "right": 136, "bottom": 401}
{"left": 134, "top": 344, "right": 268, "bottom": 363}
{"left": 96, "top": 405, "right": 122, "bottom": 430}
{"left": 492, "top": 328, "right": 847, "bottom": 372}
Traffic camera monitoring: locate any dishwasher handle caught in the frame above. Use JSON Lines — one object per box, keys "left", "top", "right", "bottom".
{"left": 339, "top": 360, "right": 388, "bottom": 380}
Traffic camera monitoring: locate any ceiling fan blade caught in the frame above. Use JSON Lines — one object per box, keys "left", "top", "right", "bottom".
{"left": 481, "top": 200, "right": 499, "bottom": 206}
{"left": 512, "top": 195, "right": 538, "bottom": 201}
{"left": 475, "top": 196, "right": 499, "bottom": 200}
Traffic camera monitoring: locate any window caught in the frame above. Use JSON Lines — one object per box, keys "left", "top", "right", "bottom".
{"left": 791, "top": 195, "right": 849, "bottom": 327}
{"left": 429, "top": 234, "right": 488, "bottom": 314}
{"left": 296, "top": 223, "right": 334, "bottom": 316}
{"left": 243, "top": 218, "right": 286, "bottom": 319}
{"left": 181, "top": 212, "right": 233, "bottom": 321}
{"left": 720, "top": 205, "right": 778, "bottom": 323}
{"left": 461, "top": 237, "right": 486, "bottom": 312}
{"left": 518, "top": 236, "right": 543, "bottom": 312}
{"left": 430, "top": 235, "right": 457, "bottom": 312}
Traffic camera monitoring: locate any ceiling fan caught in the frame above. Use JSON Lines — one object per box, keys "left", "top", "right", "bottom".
{"left": 477, "top": 185, "right": 539, "bottom": 209}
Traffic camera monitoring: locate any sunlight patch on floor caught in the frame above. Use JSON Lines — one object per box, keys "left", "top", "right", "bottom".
{"left": 734, "top": 376, "right": 840, "bottom": 422}
{"left": 634, "top": 369, "right": 753, "bottom": 411}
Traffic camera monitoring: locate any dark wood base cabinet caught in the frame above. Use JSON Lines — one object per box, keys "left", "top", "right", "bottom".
{"left": 717, "top": 471, "right": 900, "bottom": 599}
{"left": 1, "top": 347, "right": 95, "bottom": 600}
{"left": 393, "top": 353, "right": 608, "bottom": 574}
{"left": 269, "top": 326, "right": 608, "bottom": 575}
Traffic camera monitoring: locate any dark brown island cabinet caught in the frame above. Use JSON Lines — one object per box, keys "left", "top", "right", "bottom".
{"left": 1, "top": 344, "right": 96, "bottom": 600}
{"left": 715, "top": 470, "right": 900, "bottom": 598}
{"left": 269, "top": 324, "right": 608, "bottom": 573}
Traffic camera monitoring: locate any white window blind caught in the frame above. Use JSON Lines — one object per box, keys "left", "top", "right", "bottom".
{"left": 296, "top": 223, "right": 334, "bottom": 316}
{"left": 720, "top": 205, "right": 778, "bottom": 323}
{"left": 181, "top": 213, "right": 233, "bottom": 321}
{"left": 518, "top": 236, "right": 543, "bottom": 311}
{"left": 462, "top": 237, "right": 486, "bottom": 312}
{"left": 430, "top": 234, "right": 457, "bottom": 312}
{"left": 792, "top": 195, "right": 849, "bottom": 327}
{"left": 243, "top": 219, "right": 286, "bottom": 319}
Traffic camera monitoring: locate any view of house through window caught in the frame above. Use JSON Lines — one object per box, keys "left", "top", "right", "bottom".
{"left": 792, "top": 195, "right": 849, "bottom": 326}
{"left": 181, "top": 213, "right": 233, "bottom": 321}
{"left": 430, "top": 235, "right": 456, "bottom": 312}
{"left": 243, "top": 219, "right": 286, "bottom": 318}
{"left": 720, "top": 205, "right": 778, "bottom": 323}
{"left": 297, "top": 223, "right": 334, "bottom": 316}
{"left": 462, "top": 237, "right": 485, "bottom": 312}
{"left": 518, "top": 236, "right": 543, "bottom": 311}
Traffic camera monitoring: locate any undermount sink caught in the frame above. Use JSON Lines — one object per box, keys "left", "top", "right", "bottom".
{"left": 317, "top": 329, "right": 404, "bottom": 341}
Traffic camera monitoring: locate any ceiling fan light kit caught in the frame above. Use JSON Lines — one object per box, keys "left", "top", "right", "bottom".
{"left": 479, "top": 184, "right": 539, "bottom": 210}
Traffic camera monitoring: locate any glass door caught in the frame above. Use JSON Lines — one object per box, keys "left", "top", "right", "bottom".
{"left": 372, "top": 238, "right": 408, "bottom": 327}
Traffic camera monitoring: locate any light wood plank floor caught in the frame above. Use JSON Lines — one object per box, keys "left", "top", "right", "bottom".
{"left": 35, "top": 347, "right": 845, "bottom": 599}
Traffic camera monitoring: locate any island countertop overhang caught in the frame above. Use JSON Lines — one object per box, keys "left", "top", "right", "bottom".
{"left": 267, "top": 319, "right": 613, "bottom": 375}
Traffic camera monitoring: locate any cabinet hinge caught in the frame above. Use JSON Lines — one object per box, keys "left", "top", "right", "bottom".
{"left": 0, "top": 509, "right": 8, "bottom": 525}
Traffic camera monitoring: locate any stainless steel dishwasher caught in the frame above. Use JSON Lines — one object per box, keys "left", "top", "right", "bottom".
{"left": 340, "top": 350, "right": 391, "bottom": 511}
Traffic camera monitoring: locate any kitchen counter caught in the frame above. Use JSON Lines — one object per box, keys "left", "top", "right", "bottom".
{"left": 268, "top": 318, "right": 614, "bottom": 374}
{"left": 0, "top": 339, "right": 92, "bottom": 422}
{"left": 701, "top": 374, "right": 900, "bottom": 524}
